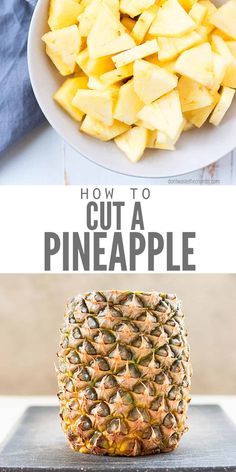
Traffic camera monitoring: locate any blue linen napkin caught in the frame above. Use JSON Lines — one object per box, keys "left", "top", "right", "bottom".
{"left": 0, "top": 0, "right": 45, "bottom": 154}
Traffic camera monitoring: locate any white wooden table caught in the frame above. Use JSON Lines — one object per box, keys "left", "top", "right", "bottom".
{"left": 1, "top": 395, "right": 236, "bottom": 446}
{"left": 0, "top": 124, "right": 236, "bottom": 184}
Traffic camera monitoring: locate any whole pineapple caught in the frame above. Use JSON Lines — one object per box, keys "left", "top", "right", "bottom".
{"left": 57, "top": 291, "right": 192, "bottom": 456}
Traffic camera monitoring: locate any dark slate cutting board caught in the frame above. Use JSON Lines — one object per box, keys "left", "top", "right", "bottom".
{"left": 0, "top": 405, "right": 236, "bottom": 472}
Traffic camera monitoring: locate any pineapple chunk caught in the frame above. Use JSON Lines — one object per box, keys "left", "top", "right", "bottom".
{"left": 87, "top": 76, "right": 119, "bottom": 91}
{"left": 189, "top": 3, "right": 207, "bottom": 24}
{"left": 131, "top": 5, "right": 158, "bottom": 44}
{"left": 185, "top": 92, "right": 220, "bottom": 126}
{"left": 195, "top": 25, "right": 208, "bottom": 41}
{"left": 115, "top": 126, "right": 148, "bottom": 162}
{"left": 87, "top": 6, "right": 135, "bottom": 58}
{"left": 81, "top": 115, "right": 129, "bottom": 140}
{"left": 76, "top": 48, "right": 90, "bottom": 74}
{"left": 87, "top": 57, "right": 114, "bottom": 76}
{"left": 213, "top": 28, "right": 231, "bottom": 40}
{"left": 89, "top": 33, "right": 135, "bottom": 59}
{"left": 135, "top": 119, "right": 156, "bottom": 130}
{"left": 211, "top": 34, "right": 233, "bottom": 60}
{"left": 54, "top": 77, "right": 87, "bottom": 121}
{"left": 178, "top": 76, "right": 214, "bottom": 111}
{"left": 199, "top": 0, "right": 217, "bottom": 33}
{"left": 113, "top": 79, "right": 144, "bottom": 125}
{"left": 222, "top": 60, "right": 236, "bottom": 89}
{"left": 76, "top": 49, "right": 114, "bottom": 75}
{"left": 226, "top": 41, "right": 236, "bottom": 57}
{"left": 211, "top": 35, "right": 236, "bottom": 88}
{"left": 120, "top": 0, "right": 156, "bottom": 18}
{"left": 149, "top": 0, "right": 195, "bottom": 37}
{"left": 210, "top": 0, "right": 236, "bottom": 40}
{"left": 174, "top": 43, "right": 214, "bottom": 89}
{"left": 212, "top": 52, "right": 228, "bottom": 91}
{"left": 48, "top": 0, "right": 82, "bottom": 31}
{"left": 42, "top": 25, "right": 81, "bottom": 76}
{"left": 147, "top": 130, "right": 175, "bottom": 150}
{"left": 133, "top": 59, "right": 178, "bottom": 104}
{"left": 209, "top": 86, "right": 235, "bottom": 125}
{"left": 78, "top": 0, "right": 119, "bottom": 37}
{"left": 121, "top": 17, "right": 136, "bottom": 31}
{"left": 158, "top": 31, "right": 202, "bottom": 61}
{"left": 183, "top": 121, "right": 194, "bottom": 130}
{"left": 72, "top": 89, "right": 114, "bottom": 124}
{"left": 101, "top": 64, "right": 133, "bottom": 86}
{"left": 178, "top": 0, "right": 198, "bottom": 12}
{"left": 137, "top": 90, "right": 184, "bottom": 141}
{"left": 112, "top": 40, "right": 159, "bottom": 68}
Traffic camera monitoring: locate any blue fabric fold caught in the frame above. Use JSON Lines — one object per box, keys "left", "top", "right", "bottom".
{"left": 0, "top": 0, "right": 45, "bottom": 154}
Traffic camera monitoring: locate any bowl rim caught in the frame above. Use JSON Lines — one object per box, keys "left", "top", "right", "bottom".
{"left": 27, "top": 0, "right": 236, "bottom": 180}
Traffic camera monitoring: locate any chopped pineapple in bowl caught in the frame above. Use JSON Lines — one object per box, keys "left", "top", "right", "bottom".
{"left": 28, "top": 0, "right": 236, "bottom": 177}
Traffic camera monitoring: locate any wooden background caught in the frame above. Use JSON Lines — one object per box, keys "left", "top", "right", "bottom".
{"left": 0, "top": 124, "right": 236, "bottom": 184}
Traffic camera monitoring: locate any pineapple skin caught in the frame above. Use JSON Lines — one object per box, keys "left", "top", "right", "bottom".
{"left": 57, "top": 291, "right": 192, "bottom": 456}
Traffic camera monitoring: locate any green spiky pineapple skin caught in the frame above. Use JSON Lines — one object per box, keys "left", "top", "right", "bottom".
{"left": 57, "top": 291, "right": 192, "bottom": 456}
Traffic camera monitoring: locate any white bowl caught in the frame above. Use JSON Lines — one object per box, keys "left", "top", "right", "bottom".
{"left": 28, "top": 0, "right": 236, "bottom": 178}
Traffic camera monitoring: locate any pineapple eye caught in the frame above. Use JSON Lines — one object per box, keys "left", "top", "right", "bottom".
{"left": 141, "top": 426, "right": 152, "bottom": 439}
{"left": 117, "top": 364, "right": 140, "bottom": 379}
{"left": 84, "top": 387, "right": 97, "bottom": 400}
{"left": 155, "top": 372, "right": 166, "bottom": 384}
{"left": 77, "top": 415, "right": 92, "bottom": 431}
{"left": 91, "top": 402, "right": 110, "bottom": 417}
{"left": 156, "top": 345, "right": 169, "bottom": 357}
{"left": 170, "top": 336, "right": 182, "bottom": 346}
{"left": 94, "top": 357, "right": 110, "bottom": 371}
{"left": 133, "top": 382, "right": 145, "bottom": 394}
{"left": 94, "top": 292, "right": 106, "bottom": 302}
{"left": 90, "top": 431, "right": 109, "bottom": 449}
{"left": 73, "top": 328, "right": 82, "bottom": 339}
{"left": 119, "top": 344, "right": 133, "bottom": 361}
{"left": 171, "top": 360, "right": 182, "bottom": 372}
{"left": 66, "top": 380, "right": 74, "bottom": 392}
{"left": 69, "top": 351, "right": 80, "bottom": 364}
{"left": 78, "top": 299, "right": 88, "bottom": 313}
{"left": 61, "top": 337, "right": 69, "bottom": 349}
{"left": 86, "top": 291, "right": 106, "bottom": 303}
{"left": 168, "top": 433, "right": 179, "bottom": 447}
{"left": 115, "top": 321, "right": 139, "bottom": 333}
{"left": 152, "top": 425, "right": 162, "bottom": 440}
{"left": 77, "top": 367, "right": 90, "bottom": 382}
{"left": 139, "top": 353, "right": 158, "bottom": 367}
{"left": 107, "top": 418, "right": 128, "bottom": 435}
{"left": 163, "top": 413, "right": 176, "bottom": 428}
{"left": 110, "top": 389, "right": 133, "bottom": 405}
{"left": 133, "top": 380, "right": 156, "bottom": 395}
{"left": 87, "top": 316, "right": 99, "bottom": 329}
{"left": 182, "top": 376, "right": 188, "bottom": 387}
{"left": 59, "top": 362, "right": 67, "bottom": 373}
{"left": 101, "top": 330, "right": 116, "bottom": 344}
{"left": 166, "top": 319, "right": 175, "bottom": 326}
{"left": 69, "top": 314, "right": 76, "bottom": 324}
{"left": 128, "top": 407, "right": 150, "bottom": 423}
{"left": 168, "top": 386, "right": 179, "bottom": 400}
{"left": 177, "top": 400, "right": 184, "bottom": 413}
{"left": 132, "top": 335, "right": 152, "bottom": 349}
{"left": 103, "top": 374, "right": 117, "bottom": 389}
{"left": 150, "top": 396, "right": 163, "bottom": 411}
{"left": 151, "top": 326, "right": 162, "bottom": 336}
{"left": 83, "top": 340, "right": 96, "bottom": 355}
